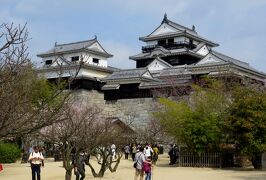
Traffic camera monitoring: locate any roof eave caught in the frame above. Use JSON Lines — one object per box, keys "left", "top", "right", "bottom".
{"left": 139, "top": 32, "right": 219, "bottom": 47}
{"left": 36, "top": 63, "right": 114, "bottom": 74}
{"left": 130, "top": 50, "right": 203, "bottom": 61}
{"left": 37, "top": 48, "right": 113, "bottom": 58}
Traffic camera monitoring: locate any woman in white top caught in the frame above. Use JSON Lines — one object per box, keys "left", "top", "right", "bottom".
{"left": 28, "top": 146, "right": 44, "bottom": 180}
{"left": 144, "top": 145, "right": 153, "bottom": 158}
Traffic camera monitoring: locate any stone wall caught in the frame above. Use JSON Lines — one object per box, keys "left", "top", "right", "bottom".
{"left": 73, "top": 89, "right": 155, "bottom": 128}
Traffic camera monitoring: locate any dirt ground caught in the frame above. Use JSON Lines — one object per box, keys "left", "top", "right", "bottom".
{"left": 0, "top": 154, "right": 266, "bottom": 180}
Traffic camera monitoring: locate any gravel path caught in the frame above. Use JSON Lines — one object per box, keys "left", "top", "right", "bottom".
{"left": 0, "top": 154, "right": 266, "bottom": 180}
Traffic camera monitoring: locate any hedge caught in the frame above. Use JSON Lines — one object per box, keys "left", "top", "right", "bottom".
{"left": 0, "top": 142, "right": 21, "bottom": 163}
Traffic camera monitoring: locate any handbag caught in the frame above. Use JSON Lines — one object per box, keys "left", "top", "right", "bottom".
{"left": 133, "top": 162, "right": 137, "bottom": 168}
{"left": 133, "top": 154, "right": 141, "bottom": 168}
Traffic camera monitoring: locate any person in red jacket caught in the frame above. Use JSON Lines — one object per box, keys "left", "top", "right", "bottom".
{"left": 0, "top": 163, "right": 3, "bottom": 172}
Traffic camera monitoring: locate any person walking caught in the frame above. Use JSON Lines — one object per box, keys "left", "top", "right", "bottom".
{"left": 168, "top": 144, "right": 175, "bottom": 165}
{"left": 124, "top": 144, "right": 130, "bottom": 159}
{"left": 134, "top": 147, "right": 145, "bottom": 180}
{"left": 111, "top": 144, "right": 116, "bottom": 160}
{"left": 131, "top": 144, "right": 137, "bottom": 161}
{"left": 152, "top": 145, "right": 159, "bottom": 165}
{"left": 28, "top": 146, "right": 44, "bottom": 180}
{"left": 144, "top": 144, "right": 153, "bottom": 159}
{"left": 173, "top": 144, "right": 179, "bottom": 165}
{"left": 143, "top": 156, "right": 152, "bottom": 180}
{"left": 73, "top": 152, "right": 89, "bottom": 180}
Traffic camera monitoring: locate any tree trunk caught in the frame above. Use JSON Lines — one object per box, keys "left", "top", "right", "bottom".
{"left": 65, "top": 169, "right": 72, "bottom": 180}
{"left": 109, "top": 152, "right": 122, "bottom": 172}
{"left": 88, "top": 154, "right": 108, "bottom": 177}
{"left": 88, "top": 162, "right": 105, "bottom": 177}
{"left": 62, "top": 144, "right": 74, "bottom": 180}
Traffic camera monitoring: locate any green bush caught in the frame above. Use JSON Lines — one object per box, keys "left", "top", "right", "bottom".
{"left": 0, "top": 142, "right": 21, "bottom": 163}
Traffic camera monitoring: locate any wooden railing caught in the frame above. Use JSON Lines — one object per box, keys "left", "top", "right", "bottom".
{"left": 179, "top": 152, "right": 221, "bottom": 168}
{"left": 141, "top": 41, "right": 196, "bottom": 53}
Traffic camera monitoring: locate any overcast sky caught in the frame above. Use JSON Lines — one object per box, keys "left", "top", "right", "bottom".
{"left": 1, "top": 0, "right": 266, "bottom": 72}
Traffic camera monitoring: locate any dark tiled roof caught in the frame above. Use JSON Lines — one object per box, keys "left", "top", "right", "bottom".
{"left": 167, "top": 19, "right": 198, "bottom": 36}
{"left": 38, "top": 63, "right": 115, "bottom": 74}
{"left": 147, "top": 57, "right": 172, "bottom": 68}
{"left": 193, "top": 42, "right": 207, "bottom": 52}
{"left": 211, "top": 51, "right": 250, "bottom": 68}
{"left": 139, "top": 15, "right": 219, "bottom": 47}
{"left": 102, "top": 68, "right": 149, "bottom": 80}
{"left": 37, "top": 38, "right": 113, "bottom": 58}
{"left": 130, "top": 47, "right": 203, "bottom": 60}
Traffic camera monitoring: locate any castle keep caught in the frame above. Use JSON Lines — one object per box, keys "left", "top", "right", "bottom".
{"left": 37, "top": 15, "right": 266, "bottom": 128}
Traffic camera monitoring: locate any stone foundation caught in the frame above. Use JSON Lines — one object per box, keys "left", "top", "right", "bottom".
{"left": 73, "top": 89, "right": 155, "bottom": 128}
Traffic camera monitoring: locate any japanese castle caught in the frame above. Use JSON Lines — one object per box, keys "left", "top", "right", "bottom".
{"left": 38, "top": 14, "right": 266, "bottom": 101}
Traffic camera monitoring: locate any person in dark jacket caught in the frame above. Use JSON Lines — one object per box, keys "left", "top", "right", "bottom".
{"left": 73, "top": 152, "right": 89, "bottom": 180}
{"left": 168, "top": 144, "right": 175, "bottom": 165}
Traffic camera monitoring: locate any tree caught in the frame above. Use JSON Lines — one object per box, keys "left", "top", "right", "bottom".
{"left": 86, "top": 118, "right": 131, "bottom": 177}
{"left": 154, "top": 79, "right": 230, "bottom": 153}
{"left": 224, "top": 85, "right": 266, "bottom": 169}
{"left": 135, "top": 118, "right": 168, "bottom": 145}
{"left": 40, "top": 99, "right": 103, "bottom": 180}
{"left": 0, "top": 23, "right": 74, "bottom": 140}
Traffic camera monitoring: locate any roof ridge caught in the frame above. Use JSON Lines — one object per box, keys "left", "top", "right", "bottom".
{"left": 155, "top": 57, "right": 173, "bottom": 67}
{"left": 212, "top": 50, "right": 249, "bottom": 66}
{"left": 167, "top": 19, "right": 196, "bottom": 34}
{"left": 115, "top": 67, "right": 147, "bottom": 72}
{"left": 209, "top": 51, "right": 231, "bottom": 63}
{"left": 56, "top": 38, "right": 96, "bottom": 47}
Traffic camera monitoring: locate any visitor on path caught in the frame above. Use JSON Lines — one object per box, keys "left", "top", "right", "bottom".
{"left": 168, "top": 144, "right": 179, "bottom": 165}
{"left": 0, "top": 163, "right": 3, "bottom": 172}
{"left": 134, "top": 147, "right": 146, "bottom": 180}
{"left": 111, "top": 144, "right": 116, "bottom": 160}
{"left": 73, "top": 152, "right": 88, "bottom": 180}
{"left": 124, "top": 144, "right": 130, "bottom": 159}
{"left": 144, "top": 144, "right": 153, "bottom": 159}
{"left": 158, "top": 144, "right": 164, "bottom": 154}
{"left": 143, "top": 156, "right": 152, "bottom": 180}
{"left": 152, "top": 144, "right": 159, "bottom": 165}
{"left": 173, "top": 145, "right": 179, "bottom": 165}
{"left": 168, "top": 144, "right": 175, "bottom": 165}
{"left": 131, "top": 144, "right": 137, "bottom": 161}
{"left": 28, "top": 146, "right": 44, "bottom": 180}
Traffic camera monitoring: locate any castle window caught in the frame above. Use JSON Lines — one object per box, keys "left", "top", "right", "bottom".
{"left": 168, "top": 38, "right": 174, "bottom": 44}
{"left": 45, "top": 60, "right": 52, "bottom": 65}
{"left": 71, "top": 56, "right": 79, "bottom": 61}
{"left": 93, "top": 58, "right": 99, "bottom": 64}
{"left": 158, "top": 39, "right": 166, "bottom": 46}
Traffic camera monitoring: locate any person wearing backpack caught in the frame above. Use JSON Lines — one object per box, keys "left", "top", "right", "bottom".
{"left": 28, "top": 146, "right": 44, "bottom": 180}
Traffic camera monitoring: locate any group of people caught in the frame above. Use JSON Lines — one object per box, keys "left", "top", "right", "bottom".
{"left": 168, "top": 144, "right": 179, "bottom": 165}
{"left": 132, "top": 144, "right": 160, "bottom": 180}
{"left": 27, "top": 143, "right": 168, "bottom": 180}
{"left": 124, "top": 144, "right": 161, "bottom": 163}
